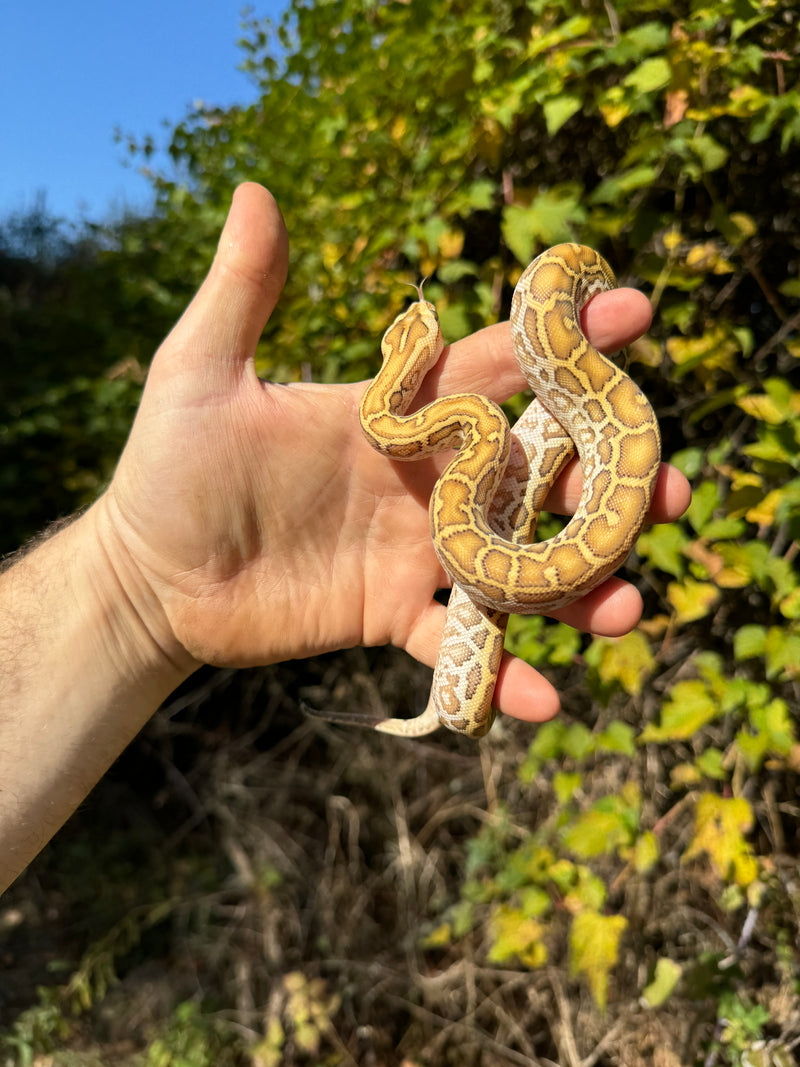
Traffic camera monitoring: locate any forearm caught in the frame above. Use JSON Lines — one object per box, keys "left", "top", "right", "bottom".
{"left": 0, "top": 503, "right": 196, "bottom": 892}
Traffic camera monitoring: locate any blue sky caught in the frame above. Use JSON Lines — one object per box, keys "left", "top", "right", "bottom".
{"left": 1, "top": 1, "right": 288, "bottom": 224}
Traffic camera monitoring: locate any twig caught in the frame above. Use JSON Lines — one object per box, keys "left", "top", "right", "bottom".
{"left": 548, "top": 968, "right": 582, "bottom": 1067}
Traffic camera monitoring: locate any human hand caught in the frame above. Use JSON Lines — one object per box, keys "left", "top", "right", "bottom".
{"left": 97, "top": 182, "right": 690, "bottom": 725}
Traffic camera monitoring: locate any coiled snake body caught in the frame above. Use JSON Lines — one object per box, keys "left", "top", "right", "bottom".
{"left": 322, "top": 244, "right": 660, "bottom": 738}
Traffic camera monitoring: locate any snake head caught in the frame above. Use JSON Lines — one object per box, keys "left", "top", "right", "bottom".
{"left": 380, "top": 295, "right": 443, "bottom": 371}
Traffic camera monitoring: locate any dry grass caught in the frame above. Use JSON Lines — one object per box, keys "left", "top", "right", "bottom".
{"left": 2, "top": 644, "right": 798, "bottom": 1066}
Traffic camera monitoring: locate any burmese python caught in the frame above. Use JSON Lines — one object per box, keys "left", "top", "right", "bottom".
{"left": 315, "top": 244, "right": 660, "bottom": 738}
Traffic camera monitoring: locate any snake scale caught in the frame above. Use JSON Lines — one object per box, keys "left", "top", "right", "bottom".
{"left": 314, "top": 244, "right": 661, "bottom": 739}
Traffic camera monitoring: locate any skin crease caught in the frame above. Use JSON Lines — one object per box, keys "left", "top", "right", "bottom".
{"left": 0, "top": 183, "right": 691, "bottom": 891}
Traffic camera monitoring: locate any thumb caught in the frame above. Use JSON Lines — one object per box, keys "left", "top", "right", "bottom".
{"left": 160, "top": 183, "right": 290, "bottom": 376}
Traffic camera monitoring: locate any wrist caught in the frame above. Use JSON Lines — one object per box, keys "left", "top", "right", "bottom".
{"left": 85, "top": 495, "right": 201, "bottom": 688}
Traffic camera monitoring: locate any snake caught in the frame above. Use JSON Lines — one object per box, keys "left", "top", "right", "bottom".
{"left": 310, "top": 244, "right": 661, "bottom": 739}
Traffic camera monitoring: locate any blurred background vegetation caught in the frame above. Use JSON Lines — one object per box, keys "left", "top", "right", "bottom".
{"left": 1, "top": 0, "right": 799, "bottom": 1064}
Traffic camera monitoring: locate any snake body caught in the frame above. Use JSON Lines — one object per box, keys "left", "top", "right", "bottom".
{"left": 320, "top": 244, "right": 660, "bottom": 738}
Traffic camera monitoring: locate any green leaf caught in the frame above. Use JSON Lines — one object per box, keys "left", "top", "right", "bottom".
{"left": 695, "top": 748, "right": 727, "bottom": 780}
{"left": 528, "top": 14, "right": 592, "bottom": 57}
{"left": 764, "top": 626, "right": 800, "bottom": 680}
{"left": 733, "top": 624, "right": 767, "bottom": 661}
{"left": 686, "top": 480, "right": 720, "bottom": 534}
{"left": 637, "top": 524, "right": 689, "bottom": 577}
{"left": 670, "top": 447, "right": 705, "bottom": 480}
{"left": 623, "top": 56, "right": 671, "bottom": 94}
{"left": 642, "top": 957, "right": 682, "bottom": 1008}
{"left": 590, "top": 166, "right": 660, "bottom": 205}
{"left": 640, "top": 680, "right": 720, "bottom": 743}
{"left": 751, "top": 698, "right": 795, "bottom": 756}
{"left": 553, "top": 771, "right": 582, "bottom": 806}
{"left": 543, "top": 94, "right": 583, "bottom": 135}
{"left": 518, "top": 720, "right": 568, "bottom": 782}
{"left": 502, "top": 185, "right": 587, "bottom": 263}
{"left": 437, "top": 300, "right": 473, "bottom": 342}
{"left": 562, "top": 722, "right": 595, "bottom": 761}
{"left": 688, "top": 133, "right": 730, "bottom": 173}
{"left": 562, "top": 790, "right": 639, "bottom": 859}
{"left": 596, "top": 721, "right": 637, "bottom": 757}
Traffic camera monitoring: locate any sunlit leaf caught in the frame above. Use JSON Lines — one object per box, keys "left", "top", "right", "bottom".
{"left": 586, "top": 631, "right": 656, "bottom": 696}
{"left": 640, "top": 680, "right": 720, "bottom": 743}
{"left": 553, "top": 771, "right": 583, "bottom": 806}
{"left": 734, "top": 624, "right": 767, "bottom": 661}
{"left": 666, "top": 577, "right": 720, "bottom": 624}
{"left": 641, "top": 957, "right": 682, "bottom": 1007}
{"left": 623, "top": 56, "right": 671, "bottom": 94}
{"left": 501, "top": 186, "right": 587, "bottom": 263}
{"left": 543, "top": 94, "right": 582, "bottom": 135}
{"left": 633, "top": 831, "right": 660, "bottom": 874}
{"left": 562, "top": 866, "right": 608, "bottom": 914}
{"left": 683, "top": 794, "right": 758, "bottom": 887}
{"left": 596, "top": 721, "right": 637, "bottom": 757}
{"left": 764, "top": 627, "right": 800, "bottom": 680}
{"left": 488, "top": 906, "right": 547, "bottom": 968}
{"left": 637, "top": 523, "right": 690, "bottom": 577}
{"left": 562, "top": 792, "right": 639, "bottom": 859}
{"left": 569, "top": 911, "right": 627, "bottom": 1010}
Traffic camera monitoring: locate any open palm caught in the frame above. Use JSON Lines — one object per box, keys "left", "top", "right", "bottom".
{"left": 101, "top": 183, "right": 689, "bottom": 725}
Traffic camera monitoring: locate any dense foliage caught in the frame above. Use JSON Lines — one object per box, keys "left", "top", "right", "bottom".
{"left": 0, "top": 206, "right": 174, "bottom": 554}
{"left": 2, "top": 0, "right": 799, "bottom": 1064}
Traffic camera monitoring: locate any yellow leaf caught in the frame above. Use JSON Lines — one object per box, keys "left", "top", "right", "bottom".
{"left": 744, "top": 488, "right": 783, "bottom": 527}
{"left": 628, "top": 335, "right": 664, "bottom": 368}
{"left": 589, "top": 631, "right": 656, "bottom": 695}
{"left": 736, "top": 393, "right": 786, "bottom": 424}
{"left": 553, "top": 771, "right": 582, "bottom": 805}
{"left": 670, "top": 762, "right": 702, "bottom": 789}
{"left": 598, "top": 86, "right": 630, "bottom": 128}
{"left": 666, "top": 577, "right": 720, "bottom": 624}
{"left": 422, "top": 923, "right": 452, "bottom": 948}
{"left": 729, "top": 213, "right": 757, "bottom": 239}
{"left": 685, "top": 241, "right": 733, "bottom": 274}
{"left": 711, "top": 542, "right": 758, "bottom": 588}
{"left": 634, "top": 831, "right": 660, "bottom": 873}
{"left": 252, "top": 1018, "right": 285, "bottom": 1067}
{"left": 666, "top": 327, "right": 738, "bottom": 372}
{"left": 321, "top": 242, "right": 341, "bottom": 270}
{"left": 390, "top": 115, "right": 407, "bottom": 141}
{"left": 473, "top": 115, "right": 504, "bottom": 166}
{"left": 438, "top": 229, "right": 464, "bottom": 259}
{"left": 488, "top": 906, "right": 547, "bottom": 969}
{"left": 780, "top": 587, "right": 800, "bottom": 619}
{"left": 569, "top": 911, "right": 627, "bottom": 1010}
{"left": 683, "top": 793, "right": 758, "bottom": 887}
{"left": 562, "top": 866, "right": 607, "bottom": 914}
